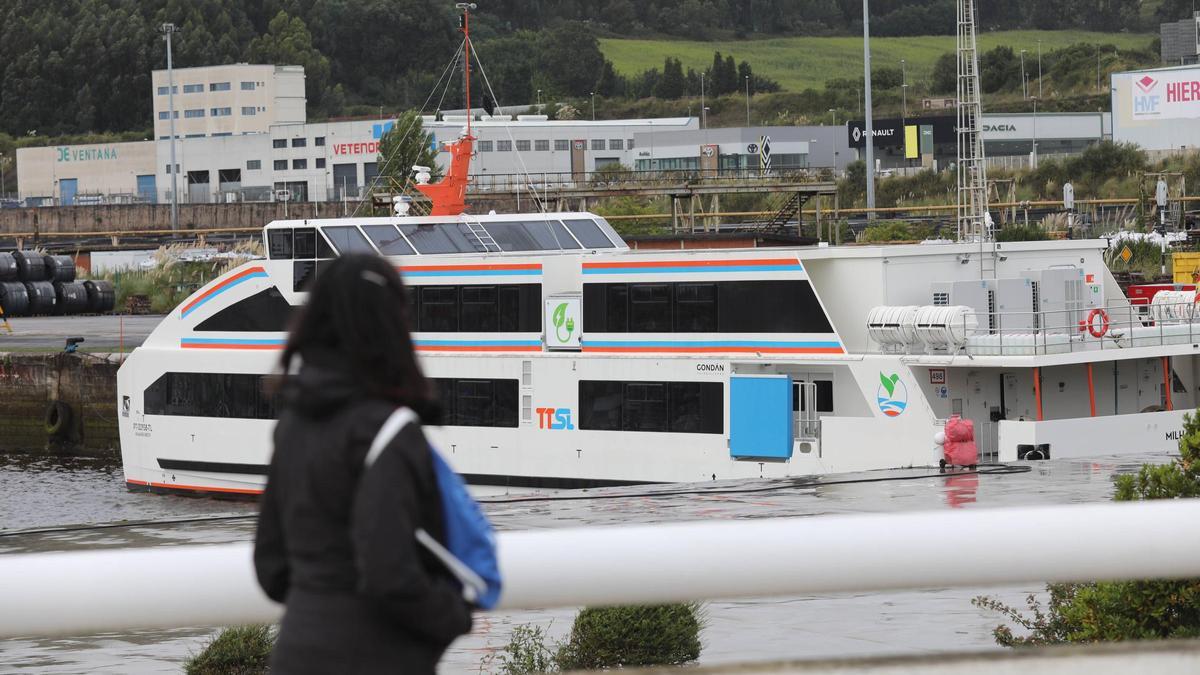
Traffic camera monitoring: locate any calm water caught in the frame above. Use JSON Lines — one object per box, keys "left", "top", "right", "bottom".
{"left": 0, "top": 451, "right": 1166, "bottom": 673}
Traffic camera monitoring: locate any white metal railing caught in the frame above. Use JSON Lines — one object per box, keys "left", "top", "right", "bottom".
{"left": 2, "top": 501, "right": 1200, "bottom": 638}
{"left": 877, "top": 299, "right": 1200, "bottom": 357}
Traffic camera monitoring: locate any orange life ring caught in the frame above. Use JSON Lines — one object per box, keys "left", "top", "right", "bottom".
{"left": 1085, "top": 308, "right": 1109, "bottom": 338}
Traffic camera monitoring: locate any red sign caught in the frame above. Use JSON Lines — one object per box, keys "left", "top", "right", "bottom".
{"left": 333, "top": 141, "right": 380, "bottom": 156}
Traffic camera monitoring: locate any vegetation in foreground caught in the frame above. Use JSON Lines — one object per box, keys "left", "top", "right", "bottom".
{"left": 492, "top": 602, "right": 704, "bottom": 674}
{"left": 973, "top": 411, "right": 1200, "bottom": 645}
{"left": 184, "top": 624, "right": 274, "bottom": 675}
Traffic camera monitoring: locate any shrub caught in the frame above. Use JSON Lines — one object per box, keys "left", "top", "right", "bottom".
{"left": 184, "top": 625, "right": 274, "bottom": 675}
{"left": 973, "top": 412, "right": 1200, "bottom": 645}
{"left": 494, "top": 624, "right": 560, "bottom": 675}
{"left": 555, "top": 603, "right": 703, "bottom": 670}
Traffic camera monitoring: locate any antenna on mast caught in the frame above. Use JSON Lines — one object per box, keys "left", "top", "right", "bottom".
{"left": 456, "top": 2, "right": 477, "bottom": 137}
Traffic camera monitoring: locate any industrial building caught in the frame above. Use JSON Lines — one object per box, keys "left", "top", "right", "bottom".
{"left": 1161, "top": 12, "right": 1200, "bottom": 65}
{"left": 847, "top": 112, "right": 1111, "bottom": 170}
{"left": 17, "top": 61, "right": 1121, "bottom": 206}
{"left": 1112, "top": 63, "right": 1200, "bottom": 153}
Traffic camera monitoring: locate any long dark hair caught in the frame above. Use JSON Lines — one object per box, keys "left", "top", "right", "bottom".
{"left": 281, "top": 253, "right": 440, "bottom": 421}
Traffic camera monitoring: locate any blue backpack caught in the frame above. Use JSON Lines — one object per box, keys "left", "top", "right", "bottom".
{"left": 366, "top": 407, "right": 502, "bottom": 609}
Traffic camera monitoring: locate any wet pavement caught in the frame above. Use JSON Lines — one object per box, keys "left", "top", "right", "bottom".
{"left": 0, "top": 315, "right": 161, "bottom": 352}
{"left": 0, "top": 451, "right": 1173, "bottom": 673}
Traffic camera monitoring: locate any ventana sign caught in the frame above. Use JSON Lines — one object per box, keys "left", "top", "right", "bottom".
{"left": 56, "top": 146, "right": 119, "bottom": 162}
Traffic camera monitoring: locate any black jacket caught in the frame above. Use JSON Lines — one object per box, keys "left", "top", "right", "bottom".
{"left": 254, "top": 353, "right": 472, "bottom": 674}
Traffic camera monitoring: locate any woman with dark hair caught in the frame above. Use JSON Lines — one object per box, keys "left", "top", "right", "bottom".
{"left": 254, "top": 253, "right": 472, "bottom": 674}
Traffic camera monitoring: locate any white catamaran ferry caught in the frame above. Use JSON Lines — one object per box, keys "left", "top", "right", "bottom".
{"left": 116, "top": 6, "right": 1198, "bottom": 497}
{"left": 116, "top": 184, "right": 1200, "bottom": 496}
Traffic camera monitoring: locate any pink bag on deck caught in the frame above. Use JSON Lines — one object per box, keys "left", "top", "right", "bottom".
{"left": 942, "top": 415, "right": 979, "bottom": 467}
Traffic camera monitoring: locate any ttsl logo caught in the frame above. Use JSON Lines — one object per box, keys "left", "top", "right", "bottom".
{"left": 537, "top": 407, "right": 574, "bottom": 430}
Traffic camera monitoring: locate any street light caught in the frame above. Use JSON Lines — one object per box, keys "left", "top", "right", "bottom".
{"left": 1031, "top": 95, "right": 1039, "bottom": 169}
{"left": 1037, "top": 40, "right": 1043, "bottom": 101}
{"left": 537, "top": 88, "right": 542, "bottom": 111}
{"left": 862, "top": 0, "right": 875, "bottom": 215}
{"left": 745, "top": 75, "right": 751, "bottom": 126}
{"left": 1020, "top": 49, "right": 1027, "bottom": 100}
{"left": 900, "top": 58, "right": 907, "bottom": 122}
{"left": 703, "top": 106, "right": 710, "bottom": 130}
{"left": 829, "top": 108, "right": 837, "bottom": 126}
{"left": 0, "top": 153, "right": 6, "bottom": 199}
{"left": 590, "top": 91, "right": 595, "bottom": 121}
{"left": 700, "top": 72, "right": 706, "bottom": 129}
{"left": 159, "top": 22, "right": 180, "bottom": 231}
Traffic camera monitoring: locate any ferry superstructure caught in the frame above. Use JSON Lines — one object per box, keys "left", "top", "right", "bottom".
{"left": 116, "top": 211, "right": 1200, "bottom": 496}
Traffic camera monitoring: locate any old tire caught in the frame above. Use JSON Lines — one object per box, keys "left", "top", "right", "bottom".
{"left": 44, "top": 400, "right": 72, "bottom": 437}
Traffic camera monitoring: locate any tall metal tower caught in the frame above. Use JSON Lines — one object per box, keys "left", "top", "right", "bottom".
{"left": 955, "top": 0, "right": 989, "bottom": 244}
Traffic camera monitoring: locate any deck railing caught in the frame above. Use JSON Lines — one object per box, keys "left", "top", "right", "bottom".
{"left": 2, "top": 501, "right": 1199, "bottom": 638}
{"left": 877, "top": 300, "right": 1200, "bottom": 357}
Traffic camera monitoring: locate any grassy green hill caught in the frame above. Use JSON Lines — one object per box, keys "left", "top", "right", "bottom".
{"left": 600, "top": 31, "right": 1155, "bottom": 92}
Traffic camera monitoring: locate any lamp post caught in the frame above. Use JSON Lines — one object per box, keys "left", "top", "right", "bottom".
{"left": 590, "top": 91, "right": 595, "bottom": 121}
{"left": 700, "top": 72, "right": 706, "bottom": 129}
{"left": 159, "top": 22, "right": 180, "bottom": 231}
{"left": 537, "top": 88, "right": 542, "bottom": 111}
{"left": 1037, "top": 40, "right": 1042, "bottom": 101}
{"left": 745, "top": 75, "right": 751, "bottom": 126}
{"left": 0, "top": 153, "right": 6, "bottom": 199}
{"left": 1031, "top": 96, "right": 1039, "bottom": 170}
{"left": 829, "top": 108, "right": 837, "bottom": 126}
{"left": 862, "top": 0, "right": 875, "bottom": 215}
{"left": 901, "top": 59, "right": 907, "bottom": 122}
{"left": 1020, "top": 49, "right": 1027, "bottom": 100}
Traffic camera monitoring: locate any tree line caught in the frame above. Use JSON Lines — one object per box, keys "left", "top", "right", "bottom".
{"left": 0, "top": 0, "right": 1176, "bottom": 138}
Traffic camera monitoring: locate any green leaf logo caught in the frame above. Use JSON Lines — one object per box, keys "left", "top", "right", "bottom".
{"left": 880, "top": 372, "right": 899, "bottom": 397}
{"left": 553, "top": 302, "right": 574, "bottom": 342}
{"left": 552, "top": 303, "right": 566, "bottom": 329}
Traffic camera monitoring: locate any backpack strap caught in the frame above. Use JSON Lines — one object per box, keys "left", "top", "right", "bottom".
{"left": 364, "top": 407, "right": 419, "bottom": 469}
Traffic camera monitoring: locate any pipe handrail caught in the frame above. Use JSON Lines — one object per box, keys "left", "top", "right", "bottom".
{"left": 1, "top": 500, "right": 1199, "bottom": 638}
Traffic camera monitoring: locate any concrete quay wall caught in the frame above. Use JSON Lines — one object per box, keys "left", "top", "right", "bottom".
{"left": 0, "top": 352, "right": 120, "bottom": 457}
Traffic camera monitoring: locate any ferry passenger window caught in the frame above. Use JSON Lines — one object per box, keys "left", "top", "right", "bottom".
{"left": 674, "top": 283, "right": 717, "bottom": 332}
{"left": 362, "top": 224, "right": 415, "bottom": 255}
{"left": 485, "top": 221, "right": 540, "bottom": 252}
{"left": 430, "top": 377, "right": 518, "bottom": 428}
{"left": 144, "top": 373, "right": 278, "bottom": 419}
{"left": 629, "top": 284, "right": 672, "bottom": 332}
{"left": 317, "top": 232, "right": 336, "bottom": 258}
{"left": 293, "top": 228, "right": 317, "bottom": 259}
{"left": 195, "top": 288, "right": 293, "bottom": 332}
{"left": 717, "top": 280, "right": 833, "bottom": 333}
{"left": 669, "top": 382, "right": 724, "bottom": 433}
{"left": 579, "top": 380, "right": 723, "bottom": 434}
{"left": 562, "top": 218, "right": 614, "bottom": 248}
{"left": 579, "top": 381, "right": 623, "bottom": 431}
{"left": 460, "top": 286, "right": 498, "bottom": 332}
{"left": 293, "top": 261, "right": 316, "bottom": 292}
{"left": 497, "top": 284, "right": 542, "bottom": 332}
{"left": 267, "top": 229, "right": 293, "bottom": 260}
{"left": 323, "top": 226, "right": 375, "bottom": 254}
{"left": 624, "top": 382, "right": 668, "bottom": 432}
{"left": 401, "top": 224, "right": 476, "bottom": 254}
{"left": 419, "top": 286, "right": 458, "bottom": 332}
{"left": 456, "top": 380, "right": 495, "bottom": 427}
{"left": 518, "top": 220, "right": 581, "bottom": 249}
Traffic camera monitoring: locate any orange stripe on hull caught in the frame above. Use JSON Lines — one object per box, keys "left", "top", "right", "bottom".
{"left": 179, "top": 266, "right": 266, "bottom": 316}
{"left": 126, "top": 478, "right": 263, "bottom": 496}
{"left": 583, "top": 258, "right": 797, "bottom": 269}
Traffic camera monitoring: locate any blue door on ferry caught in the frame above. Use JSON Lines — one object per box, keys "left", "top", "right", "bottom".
{"left": 137, "top": 174, "right": 157, "bottom": 204}
{"left": 730, "top": 375, "right": 794, "bottom": 459}
{"left": 59, "top": 178, "right": 77, "bottom": 206}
